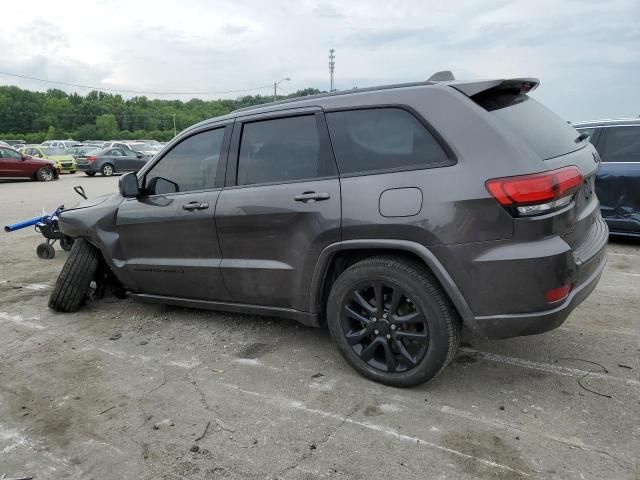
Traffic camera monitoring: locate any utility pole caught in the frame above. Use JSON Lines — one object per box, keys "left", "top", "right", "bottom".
{"left": 273, "top": 77, "right": 291, "bottom": 102}
{"left": 172, "top": 114, "right": 177, "bottom": 137}
{"left": 329, "top": 49, "right": 335, "bottom": 92}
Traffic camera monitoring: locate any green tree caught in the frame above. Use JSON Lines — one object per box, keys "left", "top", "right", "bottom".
{"left": 45, "top": 125, "right": 57, "bottom": 140}
{"left": 96, "top": 114, "right": 118, "bottom": 139}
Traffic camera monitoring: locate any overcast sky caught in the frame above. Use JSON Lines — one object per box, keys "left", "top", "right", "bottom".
{"left": 1, "top": 0, "right": 638, "bottom": 120}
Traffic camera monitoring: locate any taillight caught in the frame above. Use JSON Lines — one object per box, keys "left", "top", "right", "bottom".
{"left": 545, "top": 284, "right": 571, "bottom": 304}
{"left": 486, "top": 166, "right": 582, "bottom": 216}
{"left": 86, "top": 156, "right": 97, "bottom": 163}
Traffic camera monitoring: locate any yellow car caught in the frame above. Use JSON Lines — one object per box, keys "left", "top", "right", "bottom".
{"left": 20, "top": 145, "right": 77, "bottom": 174}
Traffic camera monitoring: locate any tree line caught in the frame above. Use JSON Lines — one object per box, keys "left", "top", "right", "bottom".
{"left": 0, "top": 86, "right": 323, "bottom": 143}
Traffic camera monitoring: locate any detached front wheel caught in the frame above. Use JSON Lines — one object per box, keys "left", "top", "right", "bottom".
{"left": 49, "top": 239, "right": 100, "bottom": 312}
{"left": 327, "top": 256, "right": 461, "bottom": 387}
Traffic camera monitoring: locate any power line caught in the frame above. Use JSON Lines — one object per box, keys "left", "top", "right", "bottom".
{"left": 0, "top": 70, "right": 275, "bottom": 96}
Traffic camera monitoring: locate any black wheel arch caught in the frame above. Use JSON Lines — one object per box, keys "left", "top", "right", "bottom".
{"left": 311, "top": 240, "right": 474, "bottom": 330}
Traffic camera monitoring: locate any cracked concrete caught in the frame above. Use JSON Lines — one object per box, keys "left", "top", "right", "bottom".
{"left": 1, "top": 175, "right": 639, "bottom": 479}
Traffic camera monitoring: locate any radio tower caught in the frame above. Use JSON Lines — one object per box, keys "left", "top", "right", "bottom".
{"left": 329, "top": 49, "right": 335, "bottom": 92}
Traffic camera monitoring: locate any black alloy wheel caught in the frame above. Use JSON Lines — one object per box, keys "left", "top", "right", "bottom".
{"left": 340, "top": 281, "right": 429, "bottom": 373}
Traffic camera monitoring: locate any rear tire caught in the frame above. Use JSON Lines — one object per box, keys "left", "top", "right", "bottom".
{"left": 326, "top": 256, "right": 461, "bottom": 387}
{"left": 36, "top": 167, "right": 54, "bottom": 182}
{"left": 48, "top": 239, "right": 100, "bottom": 312}
{"left": 101, "top": 163, "right": 114, "bottom": 177}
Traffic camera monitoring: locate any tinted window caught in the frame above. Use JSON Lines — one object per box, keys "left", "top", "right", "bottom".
{"left": 325, "top": 108, "right": 450, "bottom": 174}
{"left": 145, "top": 127, "right": 225, "bottom": 193}
{"left": 237, "top": 115, "right": 333, "bottom": 185}
{"left": 601, "top": 127, "right": 640, "bottom": 163}
{"left": 473, "top": 93, "right": 583, "bottom": 160}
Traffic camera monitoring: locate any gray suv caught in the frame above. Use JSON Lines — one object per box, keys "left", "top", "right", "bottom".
{"left": 49, "top": 76, "right": 607, "bottom": 387}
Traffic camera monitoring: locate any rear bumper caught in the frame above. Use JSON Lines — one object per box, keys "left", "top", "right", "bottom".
{"left": 77, "top": 164, "right": 98, "bottom": 173}
{"left": 470, "top": 244, "right": 607, "bottom": 338}
{"left": 433, "top": 215, "right": 609, "bottom": 339}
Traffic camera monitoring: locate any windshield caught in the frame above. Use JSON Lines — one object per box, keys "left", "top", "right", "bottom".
{"left": 42, "top": 148, "right": 67, "bottom": 155}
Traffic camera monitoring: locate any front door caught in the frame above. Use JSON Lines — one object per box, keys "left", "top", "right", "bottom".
{"left": 0, "top": 148, "right": 23, "bottom": 177}
{"left": 216, "top": 110, "right": 341, "bottom": 311}
{"left": 115, "top": 124, "right": 232, "bottom": 301}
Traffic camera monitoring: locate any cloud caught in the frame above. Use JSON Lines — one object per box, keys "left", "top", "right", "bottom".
{"left": 0, "top": 0, "right": 638, "bottom": 120}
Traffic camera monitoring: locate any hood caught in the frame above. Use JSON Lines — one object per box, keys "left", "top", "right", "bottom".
{"left": 66, "top": 192, "right": 115, "bottom": 211}
{"left": 25, "top": 155, "right": 56, "bottom": 166}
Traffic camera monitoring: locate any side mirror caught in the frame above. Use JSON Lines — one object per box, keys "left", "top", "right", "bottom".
{"left": 136, "top": 154, "right": 143, "bottom": 159}
{"left": 119, "top": 172, "right": 140, "bottom": 198}
{"left": 147, "top": 176, "right": 178, "bottom": 195}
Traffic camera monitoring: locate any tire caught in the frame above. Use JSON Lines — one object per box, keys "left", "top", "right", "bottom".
{"left": 85, "top": 172, "right": 96, "bottom": 177}
{"left": 36, "top": 243, "right": 55, "bottom": 259}
{"left": 326, "top": 256, "right": 461, "bottom": 388}
{"left": 60, "top": 236, "right": 74, "bottom": 252}
{"left": 101, "top": 163, "right": 114, "bottom": 177}
{"left": 48, "top": 238, "right": 100, "bottom": 312}
{"left": 36, "top": 167, "right": 54, "bottom": 182}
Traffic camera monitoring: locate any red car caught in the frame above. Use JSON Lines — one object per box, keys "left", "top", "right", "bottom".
{"left": 0, "top": 146, "right": 60, "bottom": 181}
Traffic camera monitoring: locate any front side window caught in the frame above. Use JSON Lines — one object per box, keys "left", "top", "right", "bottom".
{"left": 601, "top": 126, "right": 640, "bottom": 163}
{"left": 237, "top": 115, "right": 333, "bottom": 185}
{"left": 145, "top": 127, "right": 226, "bottom": 194}
{"left": 325, "top": 108, "right": 450, "bottom": 174}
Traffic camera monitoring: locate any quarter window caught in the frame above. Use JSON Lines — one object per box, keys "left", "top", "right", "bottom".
{"left": 145, "top": 127, "right": 226, "bottom": 193}
{"left": 237, "top": 115, "right": 334, "bottom": 185}
{"left": 325, "top": 108, "right": 450, "bottom": 174}
{"left": 601, "top": 127, "right": 640, "bottom": 163}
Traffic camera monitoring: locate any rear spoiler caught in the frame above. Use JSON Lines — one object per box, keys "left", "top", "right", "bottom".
{"left": 450, "top": 78, "right": 540, "bottom": 97}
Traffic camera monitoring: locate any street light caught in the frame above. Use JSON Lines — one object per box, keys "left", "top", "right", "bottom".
{"left": 273, "top": 77, "right": 291, "bottom": 101}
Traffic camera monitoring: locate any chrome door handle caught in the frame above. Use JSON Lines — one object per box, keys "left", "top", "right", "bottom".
{"left": 182, "top": 202, "right": 209, "bottom": 211}
{"left": 294, "top": 192, "right": 330, "bottom": 203}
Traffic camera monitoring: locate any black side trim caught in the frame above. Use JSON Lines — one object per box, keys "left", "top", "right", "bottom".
{"left": 129, "top": 293, "right": 321, "bottom": 327}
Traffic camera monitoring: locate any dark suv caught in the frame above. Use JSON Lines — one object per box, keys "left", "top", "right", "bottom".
{"left": 49, "top": 76, "right": 607, "bottom": 387}
{"left": 573, "top": 118, "right": 640, "bottom": 236}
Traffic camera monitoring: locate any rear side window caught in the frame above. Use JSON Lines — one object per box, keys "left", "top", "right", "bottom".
{"left": 601, "top": 126, "right": 640, "bottom": 163}
{"left": 325, "top": 108, "right": 450, "bottom": 175}
{"left": 237, "top": 115, "right": 335, "bottom": 185}
{"left": 472, "top": 92, "right": 582, "bottom": 160}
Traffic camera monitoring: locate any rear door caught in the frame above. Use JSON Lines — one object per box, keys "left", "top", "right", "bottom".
{"left": 115, "top": 124, "right": 232, "bottom": 300}
{"left": 594, "top": 125, "right": 640, "bottom": 233}
{"left": 215, "top": 109, "right": 341, "bottom": 311}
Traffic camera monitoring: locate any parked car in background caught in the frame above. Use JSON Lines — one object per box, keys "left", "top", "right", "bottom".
{"left": 42, "top": 140, "right": 79, "bottom": 149}
{"left": 0, "top": 141, "right": 9, "bottom": 147}
{"left": 76, "top": 147, "right": 150, "bottom": 176}
{"left": 51, "top": 75, "right": 607, "bottom": 387}
{"left": 0, "top": 146, "right": 59, "bottom": 181}
{"left": 101, "top": 141, "right": 130, "bottom": 149}
{"left": 574, "top": 118, "right": 640, "bottom": 236}
{"left": 66, "top": 145, "right": 101, "bottom": 160}
{"left": 0, "top": 139, "right": 26, "bottom": 147}
{"left": 12, "top": 143, "right": 26, "bottom": 151}
{"left": 124, "top": 142, "right": 157, "bottom": 156}
{"left": 82, "top": 141, "right": 106, "bottom": 148}
{"left": 19, "top": 145, "right": 77, "bottom": 174}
